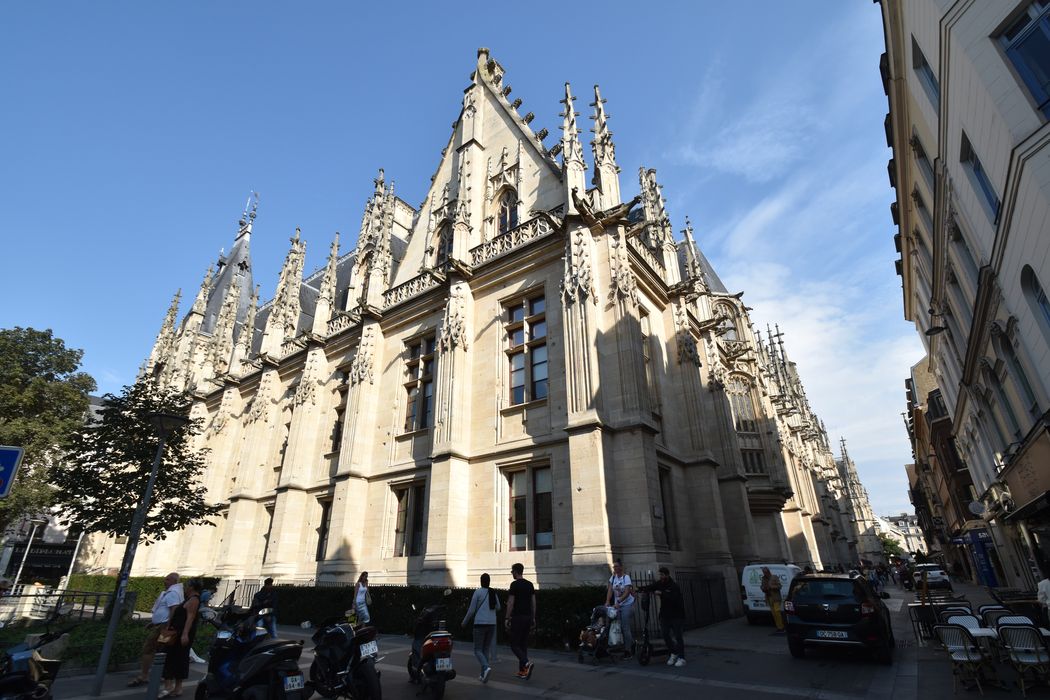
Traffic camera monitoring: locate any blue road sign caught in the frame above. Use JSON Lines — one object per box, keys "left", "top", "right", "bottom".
{"left": 0, "top": 447, "right": 25, "bottom": 499}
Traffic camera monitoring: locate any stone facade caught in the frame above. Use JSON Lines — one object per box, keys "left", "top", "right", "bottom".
{"left": 89, "top": 49, "right": 878, "bottom": 602}
{"left": 882, "top": 0, "right": 1050, "bottom": 588}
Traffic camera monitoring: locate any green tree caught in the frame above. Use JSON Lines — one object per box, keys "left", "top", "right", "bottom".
{"left": 51, "top": 381, "right": 220, "bottom": 542}
{"left": 879, "top": 534, "right": 904, "bottom": 558}
{"left": 0, "top": 327, "right": 97, "bottom": 531}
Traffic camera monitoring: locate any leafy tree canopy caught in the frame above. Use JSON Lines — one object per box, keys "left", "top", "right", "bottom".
{"left": 879, "top": 534, "right": 905, "bottom": 557}
{"left": 51, "top": 381, "right": 220, "bottom": 543}
{"left": 0, "top": 327, "right": 97, "bottom": 531}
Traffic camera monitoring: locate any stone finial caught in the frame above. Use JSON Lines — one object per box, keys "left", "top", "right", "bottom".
{"left": 590, "top": 84, "right": 617, "bottom": 173}
{"left": 559, "top": 82, "right": 586, "bottom": 170}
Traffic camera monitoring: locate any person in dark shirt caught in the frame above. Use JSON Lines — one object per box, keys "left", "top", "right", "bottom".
{"left": 251, "top": 578, "right": 278, "bottom": 638}
{"left": 640, "top": 566, "right": 687, "bottom": 667}
{"left": 505, "top": 562, "right": 536, "bottom": 680}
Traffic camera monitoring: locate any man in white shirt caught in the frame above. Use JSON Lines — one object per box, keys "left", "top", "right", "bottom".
{"left": 127, "top": 572, "right": 183, "bottom": 687}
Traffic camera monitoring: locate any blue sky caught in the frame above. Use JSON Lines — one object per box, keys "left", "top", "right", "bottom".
{"left": 0, "top": 2, "right": 922, "bottom": 515}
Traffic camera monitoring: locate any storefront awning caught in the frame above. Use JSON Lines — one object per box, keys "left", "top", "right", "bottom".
{"left": 1005, "top": 490, "right": 1050, "bottom": 523}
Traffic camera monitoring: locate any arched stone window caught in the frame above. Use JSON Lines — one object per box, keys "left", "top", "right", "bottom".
{"left": 497, "top": 188, "right": 518, "bottom": 235}
{"left": 714, "top": 303, "right": 738, "bottom": 341}
{"left": 1021, "top": 264, "right": 1050, "bottom": 345}
{"left": 434, "top": 223, "right": 453, "bottom": 268}
{"left": 991, "top": 323, "right": 1038, "bottom": 418}
{"left": 725, "top": 374, "right": 758, "bottom": 434}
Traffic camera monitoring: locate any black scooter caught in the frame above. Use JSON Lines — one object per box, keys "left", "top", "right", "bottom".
{"left": 309, "top": 609, "right": 381, "bottom": 700}
{"left": 635, "top": 592, "right": 667, "bottom": 666}
{"left": 194, "top": 605, "right": 310, "bottom": 700}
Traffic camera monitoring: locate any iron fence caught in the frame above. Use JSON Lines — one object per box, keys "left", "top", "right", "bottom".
{"left": 628, "top": 569, "right": 730, "bottom": 639}
{"left": 0, "top": 588, "right": 112, "bottom": 625}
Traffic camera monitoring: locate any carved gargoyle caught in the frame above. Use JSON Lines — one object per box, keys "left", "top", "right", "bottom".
{"left": 571, "top": 188, "right": 642, "bottom": 230}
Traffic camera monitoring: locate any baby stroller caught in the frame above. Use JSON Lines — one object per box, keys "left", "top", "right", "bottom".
{"left": 577, "top": 605, "right": 618, "bottom": 665}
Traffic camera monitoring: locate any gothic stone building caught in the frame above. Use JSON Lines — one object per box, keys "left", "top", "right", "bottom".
{"left": 94, "top": 49, "right": 876, "bottom": 605}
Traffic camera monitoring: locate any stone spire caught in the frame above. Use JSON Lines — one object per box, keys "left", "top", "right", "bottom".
{"left": 590, "top": 85, "right": 620, "bottom": 207}
{"left": 261, "top": 229, "right": 306, "bottom": 356}
{"left": 312, "top": 232, "right": 340, "bottom": 336}
{"left": 560, "top": 82, "right": 587, "bottom": 214}
{"left": 679, "top": 218, "right": 709, "bottom": 295}
{"left": 207, "top": 275, "right": 241, "bottom": 377}
{"left": 190, "top": 264, "right": 215, "bottom": 318}
{"left": 144, "top": 289, "right": 181, "bottom": 382}
{"left": 350, "top": 171, "right": 395, "bottom": 311}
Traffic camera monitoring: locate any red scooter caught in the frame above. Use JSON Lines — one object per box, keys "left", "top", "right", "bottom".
{"left": 406, "top": 592, "right": 455, "bottom": 699}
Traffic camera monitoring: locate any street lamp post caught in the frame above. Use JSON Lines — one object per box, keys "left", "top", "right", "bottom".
{"left": 90, "top": 411, "right": 189, "bottom": 697}
{"left": 12, "top": 518, "right": 47, "bottom": 592}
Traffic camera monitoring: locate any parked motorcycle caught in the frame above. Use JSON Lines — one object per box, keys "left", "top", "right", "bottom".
{"left": 406, "top": 593, "right": 455, "bottom": 699}
{"left": 194, "top": 605, "right": 310, "bottom": 700}
{"left": 3, "top": 604, "right": 74, "bottom": 675}
{"left": 308, "top": 609, "right": 381, "bottom": 699}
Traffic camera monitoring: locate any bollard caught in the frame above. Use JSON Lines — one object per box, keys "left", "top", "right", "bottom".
{"left": 145, "top": 651, "right": 166, "bottom": 700}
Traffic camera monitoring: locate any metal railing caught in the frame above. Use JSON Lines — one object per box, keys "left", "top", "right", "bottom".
{"left": 628, "top": 570, "right": 730, "bottom": 636}
{"left": 0, "top": 588, "right": 113, "bottom": 625}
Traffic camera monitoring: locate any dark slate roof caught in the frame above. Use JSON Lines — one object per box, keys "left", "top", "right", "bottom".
{"left": 202, "top": 227, "right": 253, "bottom": 335}
{"left": 694, "top": 246, "right": 729, "bottom": 294}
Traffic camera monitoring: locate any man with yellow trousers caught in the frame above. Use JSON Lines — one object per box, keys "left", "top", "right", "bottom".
{"left": 760, "top": 567, "right": 785, "bottom": 633}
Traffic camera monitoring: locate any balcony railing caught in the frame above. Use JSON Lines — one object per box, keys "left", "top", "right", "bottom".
{"left": 382, "top": 269, "right": 444, "bottom": 309}
{"left": 469, "top": 214, "right": 557, "bottom": 268}
{"left": 627, "top": 235, "right": 665, "bottom": 272}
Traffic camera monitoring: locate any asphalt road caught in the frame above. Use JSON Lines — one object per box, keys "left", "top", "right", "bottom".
{"left": 57, "top": 628, "right": 909, "bottom": 700}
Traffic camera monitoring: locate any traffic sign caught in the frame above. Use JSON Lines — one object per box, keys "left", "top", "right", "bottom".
{"left": 0, "top": 447, "right": 25, "bottom": 499}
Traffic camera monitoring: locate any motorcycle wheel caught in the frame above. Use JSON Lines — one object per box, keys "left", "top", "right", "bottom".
{"left": 406, "top": 654, "right": 419, "bottom": 683}
{"left": 241, "top": 686, "right": 268, "bottom": 700}
{"left": 309, "top": 659, "right": 339, "bottom": 699}
{"left": 359, "top": 658, "right": 382, "bottom": 700}
{"left": 429, "top": 676, "right": 445, "bottom": 700}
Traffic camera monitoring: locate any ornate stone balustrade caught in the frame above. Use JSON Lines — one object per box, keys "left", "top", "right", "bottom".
{"left": 627, "top": 235, "right": 665, "bottom": 272}
{"left": 382, "top": 270, "right": 444, "bottom": 309}
{"left": 327, "top": 313, "right": 353, "bottom": 336}
{"left": 469, "top": 214, "right": 557, "bottom": 268}
{"left": 280, "top": 336, "right": 307, "bottom": 358}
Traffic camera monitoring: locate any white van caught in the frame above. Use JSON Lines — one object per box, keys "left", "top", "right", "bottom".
{"left": 741, "top": 564, "right": 802, "bottom": 624}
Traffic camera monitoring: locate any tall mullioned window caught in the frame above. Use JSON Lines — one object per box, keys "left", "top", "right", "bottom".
{"left": 404, "top": 335, "right": 436, "bottom": 431}
{"left": 393, "top": 482, "right": 426, "bottom": 557}
{"left": 640, "top": 311, "right": 661, "bottom": 413}
{"left": 497, "top": 189, "right": 518, "bottom": 235}
{"left": 505, "top": 294, "right": 548, "bottom": 405}
{"left": 435, "top": 224, "right": 453, "bottom": 268}
{"left": 726, "top": 376, "right": 758, "bottom": 434}
{"left": 316, "top": 499, "right": 332, "bottom": 561}
{"left": 912, "top": 36, "right": 940, "bottom": 108}
{"left": 507, "top": 465, "right": 553, "bottom": 551}
{"left": 961, "top": 133, "right": 1001, "bottom": 222}
{"left": 1000, "top": 1, "right": 1050, "bottom": 118}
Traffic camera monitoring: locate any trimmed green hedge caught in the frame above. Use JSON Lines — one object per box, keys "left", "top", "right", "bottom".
{"left": 68, "top": 576, "right": 607, "bottom": 649}
{"left": 274, "top": 583, "right": 606, "bottom": 650}
{"left": 68, "top": 574, "right": 220, "bottom": 613}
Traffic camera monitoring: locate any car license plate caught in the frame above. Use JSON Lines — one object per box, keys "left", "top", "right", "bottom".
{"left": 815, "top": 630, "right": 848, "bottom": 639}
{"left": 360, "top": 640, "right": 378, "bottom": 657}
{"left": 283, "top": 673, "right": 305, "bottom": 691}
{"left": 436, "top": 657, "right": 453, "bottom": 671}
